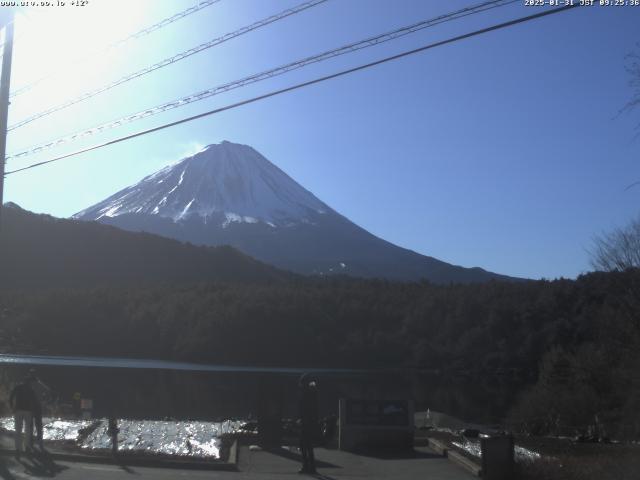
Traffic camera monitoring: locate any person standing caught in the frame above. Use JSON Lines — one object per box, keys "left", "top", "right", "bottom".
{"left": 298, "top": 374, "right": 319, "bottom": 475}
{"left": 9, "top": 376, "right": 37, "bottom": 458}
{"left": 108, "top": 414, "right": 119, "bottom": 456}
{"left": 27, "top": 369, "right": 51, "bottom": 449}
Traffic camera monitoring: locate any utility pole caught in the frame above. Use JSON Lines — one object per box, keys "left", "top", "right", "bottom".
{"left": 0, "top": 11, "right": 15, "bottom": 231}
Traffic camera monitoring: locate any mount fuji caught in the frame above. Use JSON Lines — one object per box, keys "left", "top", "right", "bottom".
{"left": 74, "top": 141, "right": 513, "bottom": 283}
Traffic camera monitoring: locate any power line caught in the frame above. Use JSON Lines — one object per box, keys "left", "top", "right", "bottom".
{"left": 8, "top": 0, "right": 223, "bottom": 99}
{"left": 4, "top": 4, "right": 579, "bottom": 177}
{"left": 6, "top": 0, "right": 517, "bottom": 161}
{"left": 8, "top": 0, "right": 328, "bottom": 132}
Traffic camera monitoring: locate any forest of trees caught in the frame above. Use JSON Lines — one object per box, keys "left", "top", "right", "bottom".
{"left": 1, "top": 268, "right": 639, "bottom": 439}
{"left": 1, "top": 204, "right": 639, "bottom": 439}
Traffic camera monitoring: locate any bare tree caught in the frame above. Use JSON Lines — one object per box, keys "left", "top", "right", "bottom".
{"left": 597, "top": 49, "right": 640, "bottom": 270}
{"left": 591, "top": 216, "right": 640, "bottom": 271}
{"left": 624, "top": 48, "right": 640, "bottom": 118}
{"left": 619, "top": 47, "right": 640, "bottom": 193}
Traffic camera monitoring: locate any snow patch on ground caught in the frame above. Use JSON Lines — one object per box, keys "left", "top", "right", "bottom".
{"left": 97, "top": 204, "right": 121, "bottom": 219}
{"left": 0, "top": 417, "right": 244, "bottom": 459}
{"left": 222, "top": 212, "right": 260, "bottom": 228}
{"left": 0, "top": 417, "right": 93, "bottom": 441}
{"left": 176, "top": 199, "right": 195, "bottom": 221}
{"left": 452, "top": 440, "right": 541, "bottom": 462}
{"left": 81, "top": 419, "right": 241, "bottom": 458}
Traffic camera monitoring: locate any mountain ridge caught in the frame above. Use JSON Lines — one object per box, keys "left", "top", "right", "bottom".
{"left": 74, "top": 141, "right": 519, "bottom": 284}
{"left": 0, "top": 202, "right": 291, "bottom": 290}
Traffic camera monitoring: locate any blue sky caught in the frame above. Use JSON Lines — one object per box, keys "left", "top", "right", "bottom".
{"left": 2, "top": 0, "right": 639, "bottom": 280}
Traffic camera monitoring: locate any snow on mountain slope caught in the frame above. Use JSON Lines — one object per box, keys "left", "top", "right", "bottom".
{"left": 74, "top": 141, "right": 518, "bottom": 283}
{"left": 74, "top": 141, "right": 329, "bottom": 227}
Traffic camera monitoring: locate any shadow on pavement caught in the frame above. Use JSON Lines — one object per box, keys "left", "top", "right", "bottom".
{"left": 17, "top": 448, "right": 68, "bottom": 477}
{"left": 0, "top": 457, "right": 16, "bottom": 480}
{"left": 262, "top": 447, "right": 341, "bottom": 469}
{"left": 310, "top": 474, "right": 339, "bottom": 480}
{"left": 357, "top": 449, "right": 442, "bottom": 460}
{"left": 117, "top": 463, "right": 139, "bottom": 475}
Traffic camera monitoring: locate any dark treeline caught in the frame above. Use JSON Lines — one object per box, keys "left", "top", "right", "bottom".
{"left": 0, "top": 203, "right": 292, "bottom": 289}
{"left": 1, "top": 269, "right": 639, "bottom": 439}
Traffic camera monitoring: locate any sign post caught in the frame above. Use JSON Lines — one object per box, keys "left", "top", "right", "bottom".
{"left": 338, "top": 399, "right": 414, "bottom": 452}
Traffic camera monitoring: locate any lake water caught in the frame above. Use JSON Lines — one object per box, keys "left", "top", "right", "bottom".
{"left": 0, "top": 353, "right": 520, "bottom": 425}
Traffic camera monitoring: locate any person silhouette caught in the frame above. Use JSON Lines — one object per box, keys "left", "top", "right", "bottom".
{"left": 9, "top": 376, "right": 38, "bottom": 458}
{"left": 298, "top": 374, "right": 319, "bottom": 474}
{"left": 27, "top": 369, "right": 52, "bottom": 449}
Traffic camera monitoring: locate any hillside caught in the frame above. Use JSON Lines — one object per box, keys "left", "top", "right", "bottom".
{"left": 1, "top": 267, "right": 639, "bottom": 438}
{"left": 0, "top": 203, "right": 291, "bottom": 289}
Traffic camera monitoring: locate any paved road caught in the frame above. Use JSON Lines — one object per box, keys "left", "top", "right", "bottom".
{"left": 0, "top": 457, "right": 219, "bottom": 479}
{"left": 238, "top": 445, "right": 475, "bottom": 480}
{"left": 0, "top": 444, "right": 475, "bottom": 479}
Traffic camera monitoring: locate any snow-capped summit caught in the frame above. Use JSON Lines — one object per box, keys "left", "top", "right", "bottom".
{"left": 75, "top": 141, "right": 516, "bottom": 283}
{"left": 74, "top": 141, "right": 328, "bottom": 227}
